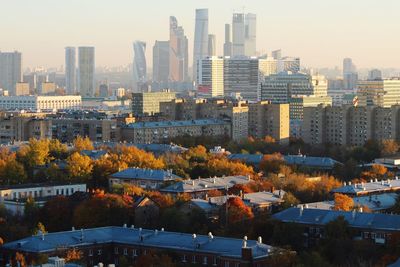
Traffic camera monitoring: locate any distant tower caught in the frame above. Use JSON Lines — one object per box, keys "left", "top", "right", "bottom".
{"left": 343, "top": 58, "right": 358, "bottom": 90}
{"left": 208, "top": 34, "right": 216, "bottom": 57}
{"left": 193, "top": 9, "right": 209, "bottom": 82}
{"left": 132, "top": 41, "right": 147, "bottom": 91}
{"left": 78, "top": 47, "right": 95, "bottom": 97}
{"left": 0, "top": 51, "right": 22, "bottom": 95}
{"left": 232, "top": 13, "right": 245, "bottom": 56}
{"left": 244, "top": 13, "right": 256, "bottom": 56}
{"left": 169, "top": 16, "right": 188, "bottom": 82}
{"left": 153, "top": 41, "right": 170, "bottom": 83}
{"left": 65, "top": 47, "right": 76, "bottom": 94}
{"left": 223, "top": 24, "right": 232, "bottom": 57}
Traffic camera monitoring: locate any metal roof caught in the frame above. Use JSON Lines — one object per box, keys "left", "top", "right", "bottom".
{"left": 332, "top": 178, "right": 400, "bottom": 195}
{"left": 110, "top": 168, "right": 181, "bottom": 181}
{"left": 283, "top": 155, "right": 341, "bottom": 169}
{"left": 228, "top": 154, "right": 263, "bottom": 166}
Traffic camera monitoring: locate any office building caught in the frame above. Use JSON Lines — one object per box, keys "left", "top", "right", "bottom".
{"left": 357, "top": 79, "right": 400, "bottom": 107}
{"left": 223, "top": 24, "right": 233, "bottom": 57}
{"left": 277, "top": 57, "right": 300, "bottom": 73}
{"left": 224, "top": 57, "right": 261, "bottom": 101}
{"left": 271, "top": 49, "right": 282, "bottom": 60}
{"left": 78, "top": 47, "right": 95, "bottom": 97}
{"left": 258, "top": 57, "right": 278, "bottom": 77}
{"left": 132, "top": 41, "right": 147, "bottom": 91}
{"left": 152, "top": 41, "right": 169, "bottom": 83}
{"left": 99, "top": 83, "right": 109, "bottom": 97}
{"left": 132, "top": 91, "right": 176, "bottom": 116}
{"left": 169, "top": 16, "right": 188, "bottom": 82}
{"left": 197, "top": 56, "right": 224, "bottom": 97}
{"left": 121, "top": 119, "right": 231, "bottom": 144}
{"left": 0, "top": 95, "right": 81, "bottom": 111}
{"left": 244, "top": 13, "right": 257, "bottom": 56}
{"left": 193, "top": 9, "right": 209, "bottom": 81}
{"left": 40, "top": 82, "right": 56, "bottom": 95}
{"left": 65, "top": 47, "right": 76, "bottom": 94}
{"left": 0, "top": 51, "right": 22, "bottom": 95}
{"left": 15, "top": 83, "right": 30, "bottom": 96}
{"left": 208, "top": 34, "right": 216, "bottom": 56}
{"left": 343, "top": 58, "right": 358, "bottom": 90}
{"left": 368, "top": 69, "right": 383, "bottom": 80}
{"left": 232, "top": 13, "right": 245, "bottom": 56}
{"left": 248, "top": 101, "right": 290, "bottom": 144}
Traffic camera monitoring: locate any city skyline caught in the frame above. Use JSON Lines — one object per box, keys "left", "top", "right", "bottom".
{"left": 1, "top": 0, "right": 400, "bottom": 69}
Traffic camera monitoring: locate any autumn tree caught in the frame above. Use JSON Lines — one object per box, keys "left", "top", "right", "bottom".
{"left": 65, "top": 248, "right": 83, "bottom": 263}
{"left": 17, "top": 138, "right": 51, "bottom": 170}
{"left": 225, "top": 197, "right": 254, "bottom": 224}
{"left": 73, "top": 136, "right": 94, "bottom": 152}
{"left": 0, "top": 148, "right": 27, "bottom": 184}
{"left": 40, "top": 196, "right": 73, "bottom": 232}
{"left": 66, "top": 152, "right": 93, "bottom": 183}
{"left": 15, "top": 252, "right": 27, "bottom": 267}
{"left": 184, "top": 145, "right": 208, "bottom": 162}
{"left": 116, "top": 145, "right": 165, "bottom": 169}
{"left": 333, "top": 193, "right": 354, "bottom": 211}
{"left": 206, "top": 157, "right": 255, "bottom": 177}
{"left": 48, "top": 139, "right": 68, "bottom": 159}
{"left": 259, "top": 153, "right": 285, "bottom": 174}
{"left": 361, "top": 164, "right": 387, "bottom": 180}
{"left": 92, "top": 153, "right": 128, "bottom": 188}
{"left": 381, "top": 139, "right": 399, "bottom": 156}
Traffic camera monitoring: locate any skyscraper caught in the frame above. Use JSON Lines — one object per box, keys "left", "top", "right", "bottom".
{"left": 65, "top": 47, "right": 76, "bottom": 94}
{"left": 0, "top": 51, "right": 22, "bottom": 95}
{"left": 193, "top": 9, "right": 209, "bottom": 82}
{"left": 153, "top": 41, "right": 170, "bottom": 83}
{"left": 244, "top": 13, "right": 256, "bottom": 56}
{"left": 232, "top": 13, "right": 245, "bottom": 57}
{"left": 132, "top": 41, "right": 147, "bottom": 91}
{"left": 208, "top": 34, "right": 216, "bottom": 56}
{"left": 169, "top": 16, "right": 188, "bottom": 82}
{"left": 223, "top": 24, "right": 233, "bottom": 57}
{"left": 78, "top": 47, "right": 95, "bottom": 97}
{"left": 197, "top": 56, "right": 224, "bottom": 98}
{"left": 343, "top": 58, "right": 358, "bottom": 90}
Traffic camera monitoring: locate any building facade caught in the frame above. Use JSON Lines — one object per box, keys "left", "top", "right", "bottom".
{"left": 78, "top": 47, "right": 95, "bottom": 97}
{"left": 65, "top": 47, "right": 76, "bottom": 94}
{"left": 152, "top": 41, "right": 170, "bottom": 83}
{"left": 0, "top": 51, "right": 22, "bottom": 95}
{"left": 169, "top": 16, "right": 188, "bottom": 82}
{"left": 193, "top": 9, "right": 209, "bottom": 81}
{"left": 132, "top": 41, "right": 147, "bottom": 91}
{"left": 132, "top": 91, "right": 176, "bottom": 116}
{"left": 357, "top": 79, "right": 400, "bottom": 107}
{"left": 0, "top": 95, "right": 81, "bottom": 111}
{"left": 197, "top": 56, "right": 224, "bottom": 97}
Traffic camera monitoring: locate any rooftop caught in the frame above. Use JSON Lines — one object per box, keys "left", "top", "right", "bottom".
{"left": 273, "top": 207, "right": 400, "bottom": 231}
{"left": 3, "top": 226, "right": 272, "bottom": 260}
{"left": 332, "top": 178, "right": 400, "bottom": 195}
{"left": 110, "top": 168, "right": 181, "bottom": 181}
{"left": 0, "top": 182, "right": 86, "bottom": 191}
{"left": 228, "top": 154, "right": 263, "bottom": 166}
{"left": 160, "top": 176, "right": 251, "bottom": 193}
{"left": 125, "top": 119, "right": 229, "bottom": 129}
{"left": 283, "top": 154, "right": 341, "bottom": 169}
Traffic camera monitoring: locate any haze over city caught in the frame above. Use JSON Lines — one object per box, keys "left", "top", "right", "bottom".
{"left": 2, "top": 0, "right": 400, "bottom": 68}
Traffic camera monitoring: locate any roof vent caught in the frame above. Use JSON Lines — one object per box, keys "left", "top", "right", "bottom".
{"left": 192, "top": 233, "right": 197, "bottom": 240}
{"left": 155, "top": 230, "right": 158, "bottom": 235}
{"left": 123, "top": 223, "right": 127, "bottom": 228}
{"left": 208, "top": 232, "right": 214, "bottom": 240}
{"left": 161, "top": 228, "right": 164, "bottom": 232}
{"left": 242, "top": 236, "right": 248, "bottom": 248}
{"left": 131, "top": 225, "right": 135, "bottom": 229}
{"left": 257, "top": 236, "right": 263, "bottom": 244}
{"left": 71, "top": 226, "right": 75, "bottom": 231}
{"left": 300, "top": 205, "right": 304, "bottom": 216}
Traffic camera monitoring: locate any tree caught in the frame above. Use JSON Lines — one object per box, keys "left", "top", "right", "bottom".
{"left": 25, "top": 197, "right": 39, "bottom": 229}
{"left": 225, "top": 197, "right": 254, "bottom": 224}
{"left": 65, "top": 248, "right": 83, "bottom": 263}
{"left": 15, "top": 252, "right": 27, "bottom": 267}
{"left": 66, "top": 152, "right": 93, "bottom": 183}
{"left": 17, "top": 139, "right": 51, "bottom": 169}
{"left": 362, "top": 164, "right": 387, "bottom": 180}
{"left": 259, "top": 153, "right": 285, "bottom": 174}
{"left": 49, "top": 139, "right": 68, "bottom": 159}
{"left": 333, "top": 193, "right": 354, "bottom": 211}
{"left": 40, "top": 196, "right": 73, "bottom": 232}
{"left": 381, "top": 139, "right": 399, "bottom": 156}
{"left": 33, "top": 222, "right": 47, "bottom": 235}
{"left": 92, "top": 154, "right": 128, "bottom": 188}
{"left": 73, "top": 136, "right": 94, "bottom": 151}
{"left": 281, "top": 192, "right": 300, "bottom": 209}
{"left": 116, "top": 145, "right": 165, "bottom": 169}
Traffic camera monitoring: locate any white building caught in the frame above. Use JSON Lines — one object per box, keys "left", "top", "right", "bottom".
{"left": 0, "top": 183, "right": 86, "bottom": 215}
{"left": 0, "top": 95, "right": 82, "bottom": 111}
{"left": 197, "top": 56, "right": 224, "bottom": 97}
{"left": 357, "top": 78, "right": 400, "bottom": 107}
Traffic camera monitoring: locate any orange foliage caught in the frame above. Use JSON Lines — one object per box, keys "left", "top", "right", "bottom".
{"left": 116, "top": 145, "right": 165, "bottom": 169}
{"left": 333, "top": 193, "right": 354, "bottom": 211}
{"left": 259, "top": 153, "right": 284, "bottom": 174}
{"left": 206, "top": 157, "right": 255, "bottom": 177}
{"left": 65, "top": 248, "right": 83, "bottom": 262}
{"left": 146, "top": 191, "right": 175, "bottom": 208}
{"left": 207, "top": 189, "right": 224, "bottom": 197}
{"left": 15, "top": 252, "right": 26, "bottom": 267}
{"left": 226, "top": 197, "right": 254, "bottom": 223}
{"left": 228, "top": 183, "right": 255, "bottom": 195}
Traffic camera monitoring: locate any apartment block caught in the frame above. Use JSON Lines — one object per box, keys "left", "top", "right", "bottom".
{"left": 132, "top": 91, "right": 176, "bottom": 116}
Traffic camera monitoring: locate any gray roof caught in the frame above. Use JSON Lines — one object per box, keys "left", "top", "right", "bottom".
{"left": 80, "top": 150, "right": 108, "bottom": 160}
{"left": 273, "top": 207, "right": 400, "bottom": 231}
{"left": 243, "top": 191, "right": 285, "bottom": 206}
{"left": 160, "top": 176, "right": 252, "bottom": 193}
{"left": 126, "top": 119, "right": 229, "bottom": 129}
{"left": 332, "top": 178, "right": 400, "bottom": 195}
{"left": 228, "top": 154, "right": 263, "bottom": 166}
{"left": 110, "top": 168, "right": 181, "bottom": 181}
{"left": 3, "top": 226, "right": 272, "bottom": 260}
{"left": 133, "top": 143, "right": 188, "bottom": 155}
{"left": 283, "top": 155, "right": 341, "bottom": 169}
{"left": 300, "top": 193, "right": 398, "bottom": 212}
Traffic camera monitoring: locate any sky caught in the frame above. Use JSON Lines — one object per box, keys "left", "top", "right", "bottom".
{"left": 1, "top": 0, "right": 400, "bottom": 69}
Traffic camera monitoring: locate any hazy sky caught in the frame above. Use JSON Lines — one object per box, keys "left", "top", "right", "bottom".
{"left": 1, "top": 0, "right": 400, "bottom": 69}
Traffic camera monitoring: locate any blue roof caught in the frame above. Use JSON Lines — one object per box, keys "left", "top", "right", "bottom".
{"left": 125, "top": 119, "right": 229, "bottom": 129}
{"left": 273, "top": 207, "right": 400, "bottom": 231}
{"left": 111, "top": 168, "right": 181, "bottom": 181}
{"left": 3, "top": 226, "right": 273, "bottom": 260}
{"left": 283, "top": 155, "right": 341, "bottom": 169}
{"left": 228, "top": 154, "right": 263, "bottom": 166}
{"left": 81, "top": 150, "right": 108, "bottom": 160}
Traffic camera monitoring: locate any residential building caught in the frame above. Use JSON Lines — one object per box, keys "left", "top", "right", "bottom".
{"left": 197, "top": 56, "right": 224, "bottom": 97}
{"left": 121, "top": 119, "right": 231, "bottom": 143}
{"left": 15, "top": 82, "right": 30, "bottom": 96}
{"left": 248, "top": 101, "right": 290, "bottom": 144}
{"left": 332, "top": 178, "right": 400, "bottom": 196}
{"left": 357, "top": 78, "right": 400, "bottom": 107}
{"left": 109, "top": 168, "right": 180, "bottom": 189}
{"left": 1, "top": 226, "right": 275, "bottom": 267}
{"left": 284, "top": 154, "right": 341, "bottom": 170}
{"left": 132, "top": 41, "right": 147, "bottom": 91}
{"left": 65, "top": 47, "right": 76, "bottom": 94}
{"left": 169, "top": 16, "right": 188, "bottom": 82}
{"left": 160, "top": 175, "right": 252, "bottom": 197}
{"left": 0, "top": 51, "right": 22, "bottom": 95}
{"left": 0, "top": 95, "right": 81, "bottom": 111}
{"left": 193, "top": 9, "right": 209, "bottom": 81}
{"left": 131, "top": 91, "right": 176, "bottom": 116}
{"left": 368, "top": 69, "right": 382, "bottom": 80}
{"left": 152, "top": 41, "right": 169, "bottom": 83}
{"left": 0, "top": 183, "right": 86, "bottom": 215}
{"left": 273, "top": 207, "right": 400, "bottom": 246}
{"left": 78, "top": 47, "right": 95, "bottom": 97}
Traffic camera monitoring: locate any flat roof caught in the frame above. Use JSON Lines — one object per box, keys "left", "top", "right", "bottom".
{"left": 125, "top": 119, "right": 229, "bottom": 129}
{"left": 0, "top": 183, "right": 86, "bottom": 191}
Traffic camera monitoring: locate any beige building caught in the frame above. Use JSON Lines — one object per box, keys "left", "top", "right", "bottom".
{"left": 302, "top": 105, "right": 400, "bottom": 146}
{"left": 40, "top": 82, "right": 56, "bottom": 95}
{"left": 197, "top": 56, "right": 224, "bottom": 97}
{"left": 121, "top": 119, "right": 231, "bottom": 143}
{"left": 15, "top": 83, "right": 30, "bottom": 96}
{"left": 248, "top": 101, "right": 290, "bottom": 145}
{"left": 132, "top": 91, "right": 176, "bottom": 116}
{"left": 357, "top": 79, "right": 400, "bottom": 107}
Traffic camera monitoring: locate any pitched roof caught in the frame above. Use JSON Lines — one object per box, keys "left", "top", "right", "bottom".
{"left": 110, "top": 168, "right": 181, "bottom": 181}
{"left": 273, "top": 207, "right": 400, "bottom": 231}
{"left": 160, "top": 176, "right": 251, "bottom": 193}
{"left": 228, "top": 154, "right": 263, "bottom": 166}
{"left": 332, "top": 179, "right": 400, "bottom": 195}
{"left": 3, "top": 226, "right": 273, "bottom": 260}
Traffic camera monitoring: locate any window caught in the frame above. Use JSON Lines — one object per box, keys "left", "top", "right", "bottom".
{"left": 124, "top": 248, "right": 128, "bottom": 256}
{"left": 97, "top": 249, "right": 102, "bottom": 255}
{"left": 132, "top": 249, "right": 137, "bottom": 257}
{"left": 89, "top": 249, "right": 93, "bottom": 256}
{"left": 114, "top": 247, "right": 119, "bottom": 254}
{"left": 182, "top": 255, "right": 187, "bottom": 263}
{"left": 203, "top": 256, "right": 208, "bottom": 265}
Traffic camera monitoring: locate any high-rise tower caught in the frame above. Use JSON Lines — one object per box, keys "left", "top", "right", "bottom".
{"left": 193, "top": 9, "right": 209, "bottom": 82}
{"left": 78, "top": 47, "right": 95, "bottom": 97}
{"left": 0, "top": 51, "right": 22, "bottom": 95}
{"left": 65, "top": 47, "right": 76, "bottom": 94}
{"left": 169, "top": 16, "right": 188, "bottom": 82}
{"left": 133, "top": 41, "right": 147, "bottom": 91}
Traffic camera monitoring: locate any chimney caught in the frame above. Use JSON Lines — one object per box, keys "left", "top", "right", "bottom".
{"left": 299, "top": 205, "right": 304, "bottom": 216}
{"left": 241, "top": 236, "right": 253, "bottom": 261}
{"left": 257, "top": 236, "right": 262, "bottom": 244}
{"left": 242, "top": 236, "right": 248, "bottom": 248}
{"left": 71, "top": 226, "right": 75, "bottom": 231}
{"left": 208, "top": 232, "right": 214, "bottom": 241}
